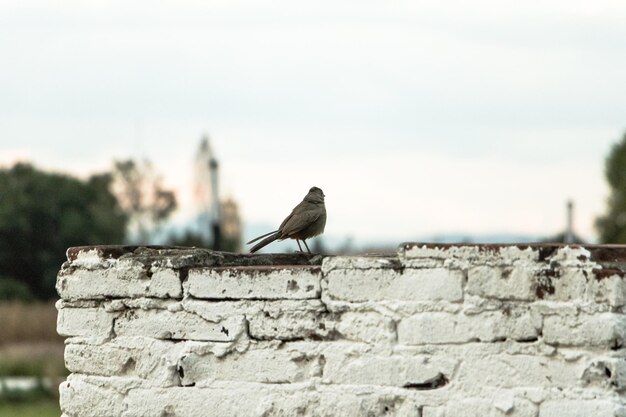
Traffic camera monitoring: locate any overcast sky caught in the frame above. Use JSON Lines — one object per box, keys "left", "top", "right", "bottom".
{"left": 1, "top": 0, "right": 626, "bottom": 244}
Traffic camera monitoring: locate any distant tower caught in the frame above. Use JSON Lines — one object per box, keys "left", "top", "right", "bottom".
{"left": 565, "top": 200, "right": 574, "bottom": 244}
{"left": 192, "top": 136, "right": 220, "bottom": 247}
{"left": 220, "top": 198, "right": 242, "bottom": 252}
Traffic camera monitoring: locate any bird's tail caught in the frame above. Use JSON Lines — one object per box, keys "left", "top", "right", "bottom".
{"left": 246, "top": 230, "right": 278, "bottom": 245}
{"left": 249, "top": 232, "right": 280, "bottom": 253}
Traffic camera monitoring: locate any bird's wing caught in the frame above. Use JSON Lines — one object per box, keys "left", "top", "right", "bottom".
{"left": 278, "top": 211, "right": 295, "bottom": 231}
{"left": 278, "top": 198, "right": 312, "bottom": 230}
{"left": 280, "top": 209, "right": 321, "bottom": 238}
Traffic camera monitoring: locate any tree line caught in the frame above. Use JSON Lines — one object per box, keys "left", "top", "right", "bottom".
{"left": 0, "top": 160, "right": 178, "bottom": 300}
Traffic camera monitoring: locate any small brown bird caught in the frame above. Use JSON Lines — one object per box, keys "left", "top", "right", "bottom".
{"left": 247, "top": 186, "right": 326, "bottom": 254}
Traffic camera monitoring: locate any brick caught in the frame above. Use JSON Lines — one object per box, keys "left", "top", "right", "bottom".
{"left": 185, "top": 266, "right": 321, "bottom": 299}
{"left": 246, "top": 303, "right": 397, "bottom": 344}
{"left": 123, "top": 386, "right": 423, "bottom": 417}
{"left": 467, "top": 266, "right": 537, "bottom": 301}
{"left": 467, "top": 266, "right": 594, "bottom": 302}
{"left": 422, "top": 406, "right": 445, "bottom": 417}
{"left": 124, "top": 386, "right": 266, "bottom": 417}
{"left": 146, "top": 267, "right": 182, "bottom": 298}
{"left": 323, "top": 350, "right": 457, "bottom": 387}
{"left": 59, "top": 376, "right": 126, "bottom": 417}
{"left": 65, "top": 247, "right": 116, "bottom": 269}
{"left": 399, "top": 244, "right": 538, "bottom": 264}
{"left": 57, "top": 307, "right": 114, "bottom": 338}
{"left": 334, "top": 311, "right": 397, "bottom": 345}
{"left": 539, "top": 400, "right": 626, "bottom": 417}
{"left": 546, "top": 269, "right": 587, "bottom": 301}
{"left": 201, "top": 299, "right": 326, "bottom": 341}
{"left": 398, "top": 311, "right": 538, "bottom": 345}
{"left": 445, "top": 397, "right": 537, "bottom": 417}
{"left": 179, "top": 343, "right": 321, "bottom": 385}
{"left": 581, "top": 356, "right": 626, "bottom": 391}
{"left": 543, "top": 313, "right": 626, "bottom": 348}
{"left": 57, "top": 265, "right": 181, "bottom": 300}
{"left": 65, "top": 339, "right": 182, "bottom": 386}
{"left": 587, "top": 273, "right": 626, "bottom": 307}
{"left": 321, "top": 256, "right": 402, "bottom": 273}
{"left": 456, "top": 354, "right": 583, "bottom": 389}
{"left": 114, "top": 308, "right": 245, "bottom": 342}
{"left": 325, "top": 268, "right": 463, "bottom": 302}
{"left": 57, "top": 265, "right": 148, "bottom": 300}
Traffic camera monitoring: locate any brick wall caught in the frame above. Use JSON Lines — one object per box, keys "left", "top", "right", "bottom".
{"left": 56, "top": 244, "right": 626, "bottom": 417}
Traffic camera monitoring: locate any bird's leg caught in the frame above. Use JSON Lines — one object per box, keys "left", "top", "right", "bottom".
{"left": 296, "top": 240, "right": 303, "bottom": 252}
{"left": 302, "top": 239, "right": 312, "bottom": 254}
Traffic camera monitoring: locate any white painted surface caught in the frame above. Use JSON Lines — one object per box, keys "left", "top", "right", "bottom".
{"left": 56, "top": 245, "right": 626, "bottom": 416}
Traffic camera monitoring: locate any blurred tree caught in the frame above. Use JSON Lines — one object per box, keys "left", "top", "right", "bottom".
{"left": 165, "top": 230, "right": 240, "bottom": 252}
{"left": 166, "top": 230, "right": 210, "bottom": 248}
{"left": 597, "top": 132, "right": 626, "bottom": 243}
{"left": 311, "top": 238, "right": 327, "bottom": 255}
{"left": 0, "top": 277, "right": 33, "bottom": 301}
{"left": 0, "top": 163, "right": 127, "bottom": 299}
{"left": 110, "top": 159, "right": 177, "bottom": 244}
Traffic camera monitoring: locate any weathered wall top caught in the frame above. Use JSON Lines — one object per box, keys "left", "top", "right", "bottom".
{"left": 65, "top": 245, "right": 323, "bottom": 267}
{"left": 57, "top": 243, "right": 626, "bottom": 417}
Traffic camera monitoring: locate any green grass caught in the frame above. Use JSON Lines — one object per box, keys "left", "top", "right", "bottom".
{"left": 0, "top": 399, "right": 60, "bottom": 417}
{"left": 0, "top": 377, "right": 55, "bottom": 403}
{"left": 0, "top": 357, "right": 68, "bottom": 378}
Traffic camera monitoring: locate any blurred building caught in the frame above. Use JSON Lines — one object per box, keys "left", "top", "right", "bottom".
{"left": 542, "top": 200, "right": 586, "bottom": 244}
{"left": 220, "top": 198, "right": 242, "bottom": 252}
{"left": 192, "top": 136, "right": 219, "bottom": 244}
{"left": 190, "top": 136, "right": 242, "bottom": 251}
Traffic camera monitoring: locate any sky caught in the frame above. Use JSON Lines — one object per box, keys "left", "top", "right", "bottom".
{"left": 1, "top": 0, "right": 626, "bottom": 245}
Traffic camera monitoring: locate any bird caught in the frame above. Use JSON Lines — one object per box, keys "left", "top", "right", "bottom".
{"left": 247, "top": 186, "right": 326, "bottom": 254}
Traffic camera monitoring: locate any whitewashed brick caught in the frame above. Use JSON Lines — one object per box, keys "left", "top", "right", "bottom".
{"left": 445, "top": 397, "right": 537, "bottom": 417}
{"left": 123, "top": 386, "right": 269, "bottom": 417}
{"left": 65, "top": 338, "right": 182, "bottom": 386}
{"left": 326, "top": 268, "right": 463, "bottom": 302}
{"left": 247, "top": 303, "right": 396, "bottom": 344}
{"left": 334, "top": 311, "right": 396, "bottom": 344}
{"left": 467, "top": 266, "right": 596, "bottom": 303}
{"left": 422, "top": 406, "right": 445, "bottom": 417}
{"left": 321, "top": 256, "right": 403, "bottom": 273}
{"left": 123, "top": 386, "right": 423, "bottom": 417}
{"left": 539, "top": 400, "right": 626, "bottom": 417}
{"left": 588, "top": 273, "right": 626, "bottom": 307}
{"left": 456, "top": 354, "right": 583, "bottom": 389}
{"left": 186, "top": 266, "right": 320, "bottom": 299}
{"left": 400, "top": 244, "right": 539, "bottom": 265}
{"left": 57, "top": 307, "right": 114, "bottom": 338}
{"left": 398, "top": 311, "right": 538, "bottom": 345}
{"left": 543, "top": 313, "right": 626, "bottom": 347}
{"left": 57, "top": 265, "right": 149, "bottom": 300}
{"left": 114, "top": 308, "right": 245, "bottom": 342}
{"left": 323, "top": 351, "right": 456, "bottom": 387}
{"left": 57, "top": 264, "right": 181, "bottom": 300}
{"left": 548, "top": 246, "right": 593, "bottom": 267}
{"left": 467, "top": 266, "right": 536, "bottom": 301}
{"left": 179, "top": 343, "right": 321, "bottom": 385}
{"left": 65, "top": 247, "right": 117, "bottom": 269}
{"left": 581, "top": 356, "right": 626, "bottom": 390}
{"left": 146, "top": 267, "right": 182, "bottom": 298}
{"left": 547, "top": 269, "right": 586, "bottom": 301}
{"left": 59, "top": 377, "right": 126, "bottom": 417}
